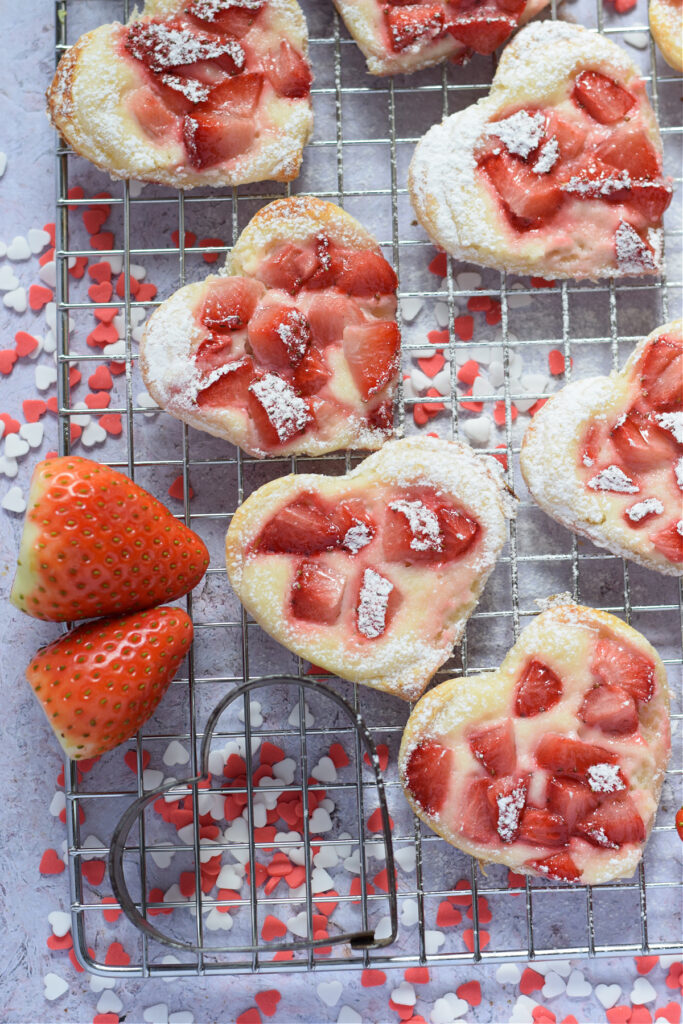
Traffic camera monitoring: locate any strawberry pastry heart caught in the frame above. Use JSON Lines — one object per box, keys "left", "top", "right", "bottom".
{"left": 46, "top": 0, "right": 313, "bottom": 187}
{"left": 332, "top": 0, "right": 549, "bottom": 75}
{"left": 650, "top": 0, "right": 683, "bottom": 72}
{"left": 409, "top": 22, "right": 672, "bottom": 279}
{"left": 521, "top": 320, "right": 683, "bottom": 576}
{"left": 399, "top": 602, "right": 670, "bottom": 884}
{"left": 140, "top": 197, "right": 401, "bottom": 457}
{"left": 225, "top": 437, "right": 513, "bottom": 700}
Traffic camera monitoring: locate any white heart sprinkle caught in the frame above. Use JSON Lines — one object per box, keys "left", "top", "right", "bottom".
{"left": 216, "top": 864, "right": 243, "bottom": 890}
{"left": 20, "top": 422, "right": 44, "bottom": 448}
{"left": 39, "top": 261, "right": 57, "bottom": 288}
{"left": 43, "top": 329, "right": 56, "bottom": 354}
{"left": 457, "top": 271, "right": 482, "bottom": 291}
{"left": 163, "top": 884, "right": 186, "bottom": 904}
{"left": 28, "top": 227, "right": 52, "bottom": 254}
{"left": 49, "top": 791, "right": 66, "bottom": 816}
{"left": 317, "top": 981, "right": 343, "bottom": 1007}
{"left": 2, "top": 485, "right": 26, "bottom": 513}
{"left": 128, "top": 179, "right": 146, "bottom": 198}
{"left": 542, "top": 971, "right": 566, "bottom": 999}
{"left": 488, "top": 360, "right": 505, "bottom": 388}
{"left": 595, "top": 984, "right": 622, "bottom": 1009}
{"left": 496, "top": 963, "right": 522, "bottom": 984}
{"left": 0, "top": 265, "right": 19, "bottom": 291}
{"left": 7, "top": 235, "right": 31, "bottom": 261}
{"left": 81, "top": 421, "right": 107, "bottom": 448}
{"left": 70, "top": 403, "right": 91, "bottom": 427}
{"left": 311, "top": 756, "right": 337, "bottom": 784}
{"left": 149, "top": 846, "right": 174, "bottom": 869}
{"left": 204, "top": 907, "right": 233, "bottom": 931}
{"left": 45, "top": 301, "right": 56, "bottom": 331}
{"left": 521, "top": 371, "right": 549, "bottom": 395}
{"left": 462, "top": 415, "right": 492, "bottom": 446}
{"left": 288, "top": 701, "right": 314, "bottom": 728}
{"left": 287, "top": 911, "right": 309, "bottom": 938}
{"left": 630, "top": 977, "right": 657, "bottom": 1005}
{"left": 434, "top": 301, "right": 450, "bottom": 328}
{"left": 400, "top": 899, "right": 419, "bottom": 927}
{"left": 35, "top": 364, "right": 57, "bottom": 391}
{"left": 373, "top": 915, "right": 393, "bottom": 941}
{"left": 565, "top": 969, "right": 592, "bottom": 998}
{"left": 472, "top": 374, "right": 492, "bottom": 399}
{"left": 411, "top": 368, "right": 430, "bottom": 393}
{"left": 271, "top": 757, "right": 296, "bottom": 785}
{"left": 137, "top": 391, "right": 159, "bottom": 417}
{"left": 237, "top": 698, "right": 263, "bottom": 727}
{"left": 311, "top": 866, "right": 335, "bottom": 893}
{"left": 337, "top": 1008, "right": 362, "bottom": 1024}
{"left": 89, "top": 974, "right": 116, "bottom": 992}
{"left": 0, "top": 152, "right": 6, "bottom": 178}
{"left": 97, "top": 991, "right": 124, "bottom": 1014}
{"left": 313, "top": 844, "right": 338, "bottom": 869}
{"left": 163, "top": 740, "right": 189, "bottom": 767}
{"left": 5, "top": 433, "right": 29, "bottom": 458}
{"left": 143, "top": 768, "right": 164, "bottom": 790}
{"left": 44, "top": 973, "right": 69, "bottom": 1001}
{"left": 81, "top": 834, "right": 104, "bottom": 859}
{"left": 430, "top": 992, "right": 468, "bottom": 1024}
{"left": 424, "top": 929, "right": 445, "bottom": 954}
{"left": 400, "top": 296, "right": 423, "bottom": 323}
{"left": 432, "top": 368, "right": 451, "bottom": 395}
{"left": 626, "top": 30, "right": 649, "bottom": 49}
{"left": 0, "top": 457, "right": 19, "bottom": 479}
{"left": 143, "top": 1004, "right": 169, "bottom": 1024}
{"left": 391, "top": 982, "right": 416, "bottom": 1007}
{"left": 103, "top": 339, "right": 127, "bottom": 360}
{"left": 394, "top": 846, "right": 416, "bottom": 873}
{"left": 129, "top": 262, "right": 147, "bottom": 280}
{"left": 309, "top": 807, "right": 332, "bottom": 833}
{"left": 47, "top": 911, "right": 71, "bottom": 938}
{"left": 509, "top": 994, "right": 538, "bottom": 1024}
{"left": 3, "top": 286, "right": 27, "bottom": 312}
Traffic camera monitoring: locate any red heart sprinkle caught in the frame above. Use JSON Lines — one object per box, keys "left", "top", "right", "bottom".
{"left": 39, "top": 248, "right": 55, "bottom": 266}
{"left": 39, "top": 849, "right": 65, "bottom": 874}
{"left": 635, "top": 955, "right": 659, "bottom": 974}
{"left": 87, "top": 323, "right": 118, "bottom": 348}
{"left": 43, "top": 222, "right": 56, "bottom": 245}
{"left": 452, "top": 879, "right": 473, "bottom": 906}
{"left": 172, "top": 230, "right": 197, "bottom": 249}
{"left": 23, "top": 399, "right": 47, "bottom": 422}
{"left": 457, "top": 359, "right": 480, "bottom": 386}
{"left": 168, "top": 475, "right": 194, "bottom": 501}
{"left": 361, "top": 968, "right": 386, "bottom": 987}
{"left": 428, "top": 251, "right": 448, "bottom": 277}
{"left": 665, "top": 962, "right": 682, "bottom": 989}
{"left": 364, "top": 743, "right": 389, "bottom": 772}
{"left": 261, "top": 915, "right": 286, "bottom": 941}
{"left": 236, "top": 1010, "right": 262, "bottom": 1024}
{"left": 90, "top": 231, "right": 115, "bottom": 251}
{"left": 467, "top": 295, "right": 493, "bottom": 313}
{"left": 124, "top": 749, "right": 150, "bottom": 774}
{"left": 0, "top": 350, "right": 18, "bottom": 375}
{"left": 259, "top": 741, "right": 285, "bottom": 766}
{"left": 105, "top": 941, "right": 130, "bottom": 967}
{"left": 367, "top": 807, "right": 392, "bottom": 833}
{"left": 67, "top": 185, "right": 85, "bottom": 206}
{"left": 520, "top": 968, "right": 545, "bottom": 994}
{"left": 460, "top": 389, "right": 484, "bottom": 413}
{"left": 373, "top": 867, "right": 395, "bottom": 893}
{"left": 492, "top": 445, "right": 508, "bottom": 471}
{"left": 179, "top": 871, "right": 196, "bottom": 899}
{"left": 89, "top": 261, "right": 112, "bottom": 284}
{"left": 93, "top": 1014, "right": 119, "bottom": 1024}
{"left": 29, "top": 285, "right": 53, "bottom": 311}
{"left": 405, "top": 967, "right": 430, "bottom": 984}
{"left": 47, "top": 931, "right": 73, "bottom": 950}
{"left": 548, "top": 349, "right": 571, "bottom": 376}
{"left": 606, "top": 1007, "right": 632, "bottom": 1024}
{"left": 102, "top": 897, "right": 122, "bottom": 922}
{"left": 254, "top": 991, "right": 281, "bottom": 1018}
{"left": 493, "top": 400, "right": 518, "bottom": 426}
{"left": 94, "top": 306, "right": 118, "bottom": 324}
{"left": 69, "top": 368, "right": 81, "bottom": 389}
{"left": 109, "top": 360, "right": 126, "bottom": 375}
{"left": 413, "top": 404, "right": 429, "bottom": 427}
{"left": 85, "top": 392, "right": 111, "bottom": 410}
{"left": 529, "top": 397, "right": 548, "bottom": 417}
{"left": 388, "top": 998, "right": 414, "bottom": 1021}
{"left": 328, "top": 743, "right": 349, "bottom": 769}
{"left": 453, "top": 315, "right": 474, "bottom": 341}
{"left": 99, "top": 413, "right": 123, "bottom": 436}
{"left": 313, "top": 889, "right": 338, "bottom": 914}
{"left": 417, "top": 351, "right": 445, "bottom": 378}
{"left": 115, "top": 273, "right": 140, "bottom": 298}
{"left": 81, "top": 859, "right": 106, "bottom": 886}
{"left": 655, "top": 1003, "right": 681, "bottom": 1024}
{"left": 560, "top": 1017, "right": 579, "bottom": 1024}
{"left": 88, "top": 366, "right": 113, "bottom": 391}
{"left": 15, "top": 331, "right": 39, "bottom": 357}
{"left": 83, "top": 208, "right": 109, "bottom": 235}
{"left": 136, "top": 282, "right": 157, "bottom": 302}
{"left": 456, "top": 980, "right": 481, "bottom": 1006}
{"left": 200, "top": 237, "right": 224, "bottom": 263}
{"left": 0, "top": 413, "right": 20, "bottom": 435}
{"left": 89, "top": 281, "right": 113, "bottom": 303}
{"left": 532, "top": 1008, "right": 556, "bottom": 1024}
{"left": 427, "top": 329, "right": 449, "bottom": 347}
{"left": 463, "top": 927, "right": 489, "bottom": 952}
{"left": 485, "top": 304, "right": 502, "bottom": 326}
{"left": 630, "top": 1007, "right": 653, "bottom": 1024}
{"left": 436, "top": 900, "right": 462, "bottom": 928}
{"left": 68, "top": 256, "right": 88, "bottom": 279}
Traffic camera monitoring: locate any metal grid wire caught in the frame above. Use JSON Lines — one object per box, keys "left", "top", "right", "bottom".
{"left": 53, "top": 0, "right": 682, "bottom": 977}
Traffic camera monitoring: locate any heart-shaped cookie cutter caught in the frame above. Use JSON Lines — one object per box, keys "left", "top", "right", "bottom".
{"left": 108, "top": 676, "right": 398, "bottom": 954}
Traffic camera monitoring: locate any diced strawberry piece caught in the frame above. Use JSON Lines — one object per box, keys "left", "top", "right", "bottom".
{"left": 305, "top": 293, "right": 363, "bottom": 348}
{"left": 186, "top": 0, "right": 264, "bottom": 36}
{"left": 519, "top": 807, "right": 569, "bottom": 849}
{"left": 333, "top": 250, "right": 398, "bottom": 299}
{"left": 610, "top": 408, "right": 677, "bottom": 470}
{"left": 595, "top": 129, "right": 661, "bottom": 180}
{"left": 575, "top": 795, "right": 645, "bottom": 848}
{"left": 579, "top": 684, "right": 639, "bottom": 735}
{"left": 626, "top": 181, "right": 673, "bottom": 224}
{"left": 439, "top": 506, "right": 480, "bottom": 560}
{"left": 591, "top": 638, "right": 656, "bottom": 703}
{"left": 173, "top": 59, "right": 230, "bottom": 87}
{"left": 482, "top": 151, "right": 563, "bottom": 225}
{"left": 383, "top": 497, "right": 443, "bottom": 564}
{"left": 196, "top": 357, "right": 255, "bottom": 408}
{"left": 494, "top": 0, "right": 526, "bottom": 14}
{"left": 525, "top": 852, "right": 581, "bottom": 881}
{"left": 367, "top": 399, "right": 394, "bottom": 432}
{"left": 290, "top": 560, "right": 346, "bottom": 625}
{"left": 200, "top": 277, "right": 263, "bottom": 331}
{"left": 639, "top": 332, "right": 683, "bottom": 412}
{"left": 195, "top": 333, "right": 233, "bottom": 373}
{"left": 128, "top": 86, "right": 179, "bottom": 140}
{"left": 572, "top": 71, "right": 635, "bottom": 125}
{"left": 468, "top": 720, "right": 516, "bottom": 778}
{"left": 651, "top": 520, "right": 683, "bottom": 563}
{"left": 447, "top": 11, "right": 516, "bottom": 55}
{"left": 385, "top": 5, "right": 445, "bottom": 52}
{"left": 200, "top": 72, "right": 263, "bottom": 116}
{"left": 403, "top": 738, "right": 454, "bottom": 816}
{"left": 544, "top": 111, "right": 587, "bottom": 160}
{"left": 247, "top": 302, "right": 312, "bottom": 369}
{"left": 335, "top": 499, "right": 376, "bottom": 550}
{"left": 579, "top": 422, "right": 602, "bottom": 469}
{"left": 546, "top": 777, "right": 599, "bottom": 834}
{"left": 257, "top": 498, "right": 341, "bottom": 555}
{"left": 259, "top": 243, "right": 319, "bottom": 294}
{"left": 514, "top": 659, "right": 563, "bottom": 718}
{"left": 535, "top": 735, "right": 618, "bottom": 779}
{"left": 293, "top": 346, "right": 330, "bottom": 396}
{"left": 460, "top": 777, "right": 496, "bottom": 843}
{"left": 487, "top": 775, "right": 528, "bottom": 843}
{"left": 183, "top": 112, "right": 254, "bottom": 168}
{"left": 265, "top": 40, "right": 312, "bottom": 98}
{"left": 247, "top": 374, "right": 312, "bottom": 447}
{"left": 343, "top": 321, "right": 400, "bottom": 400}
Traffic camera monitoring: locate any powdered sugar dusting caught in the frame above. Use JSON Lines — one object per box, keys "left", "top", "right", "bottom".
{"left": 587, "top": 465, "right": 639, "bottom": 494}
{"left": 563, "top": 170, "right": 632, "bottom": 197}
{"left": 616, "top": 222, "right": 657, "bottom": 274}
{"left": 533, "top": 136, "right": 559, "bottom": 175}
{"left": 587, "top": 764, "right": 626, "bottom": 794}
{"left": 343, "top": 521, "right": 373, "bottom": 554}
{"left": 389, "top": 499, "right": 442, "bottom": 552}
{"left": 676, "top": 458, "right": 683, "bottom": 491}
{"left": 495, "top": 783, "right": 527, "bottom": 843}
{"left": 655, "top": 412, "right": 683, "bottom": 444}
{"left": 485, "top": 110, "right": 545, "bottom": 159}
{"left": 190, "top": 0, "right": 263, "bottom": 19}
{"left": 677, "top": 520, "right": 683, "bottom": 537}
{"left": 276, "top": 309, "right": 310, "bottom": 365}
{"left": 626, "top": 498, "right": 664, "bottom": 522}
{"left": 357, "top": 569, "right": 393, "bottom": 639}
{"left": 125, "top": 22, "right": 245, "bottom": 72}
{"left": 160, "top": 73, "right": 210, "bottom": 103}
{"left": 249, "top": 373, "right": 311, "bottom": 442}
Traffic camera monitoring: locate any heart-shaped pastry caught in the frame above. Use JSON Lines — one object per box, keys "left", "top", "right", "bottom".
{"left": 46, "top": 0, "right": 313, "bottom": 187}
{"left": 141, "top": 196, "right": 401, "bottom": 457}
{"left": 225, "top": 437, "right": 514, "bottom": 700}
{"left": 399, "top": 601, "right": 671, "bottom": 884}
{"left": 409, "top": 22, "right": 672, "bottom": 279}
{"left": 520, "top": 320, "right": 683, "bottom": 576}
{"left": 650, "top": 0, "right": 682, "bottom": 72}
{"left": 332, "top": 0, "right": 549, "bottom": 75}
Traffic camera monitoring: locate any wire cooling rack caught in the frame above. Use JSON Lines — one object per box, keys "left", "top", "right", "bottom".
{"left": 53, "top": 0, "right": 682, "bottom": 978}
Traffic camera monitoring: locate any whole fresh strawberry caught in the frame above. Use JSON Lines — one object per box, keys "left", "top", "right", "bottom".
{"left": 10, "top": 456, "right": 209, "bottom": 621}
{"left": 26, "top": 606, "right": 193, "bottom": 759}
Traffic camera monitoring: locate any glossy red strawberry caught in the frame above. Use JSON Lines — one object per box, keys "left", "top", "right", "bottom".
{"left": 128, "top": 86, "right": 179, "bottom": 139}
{"left": 610, "top": 409, "right": 677, "bottom": 470}
{"left": 265, "top": 40, "right": 312, "bottom": 98}
{"left": 196, "top": 357, "right": 255, "bottom": 408}
{"left": 183, "top": 111, "right": 254, "bottom": 168}
{"left": 447, "top": 11, "right": 516, "bottom": 54}
{"left": 256, "top": 498, "right": 341, "bottom": 554}
{"left": 468, "top": 719, "right": 516, "bottom": 777}
{"left": 519, "top": 807, "right": 569, "bottom": 848}
{"left": 482, "top": 151, "right": 563, "bottom": 225}
{"left": 651, "top": 520, "right": 683, "bottom": 563}
{"left": 404, "top": 738, "right": 454, "bottom": 816}
{"left": 525, "top": 852, "right": 581, "bottom": 881}
{"left": 572, "top": 71, "right": 635, "bottom": 125}
{"left": 26, "top": 606, "right": 193, "bottom": 759}
{"left": 460, "top": 777, "right": 496, "bottom": 842}
{"left": 591, "top": 638, "right": 656, "bottom": 703}
{"left": 343, "top": 321, "right": 401, "bottom": 400}
{"left": 199, "top": 276, "right": 263, "bottom": 331}
{"left": 385, "top": 5, "right": 445, "bottom": 52}
{"left": 575, "top": 795, "right": 645, "bottom": 848}
{"left": 578, "top": 684, "right": 638, "bottom": 735}
{"left": 514, "top": 659, "right": 563, "bottom": 717}
{"left": 11, "top": 457, "right": 209, "bottom": 622}
{"left": 247, "top": 302, "right": 312, "bottom": 369}
{"left": 333, "top": 250, "right": 399, "bottom": 298}
{"left": 546, "top": 776, "right": 599, "bottom": 834}
{"left": 200, "top": 72, "right": 263, "bottom": 117}
{"left": 535, "top": 735, "right": 619, "bottom": 778}
{"left": 487, "top": 774, "right": 528, "bottom": 842}
{"left": 639, "top": 332, "right": 683, "bottom": 411}
{"left": 291, "top": 560, "right": 346, "bottom": 625}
